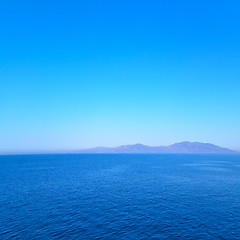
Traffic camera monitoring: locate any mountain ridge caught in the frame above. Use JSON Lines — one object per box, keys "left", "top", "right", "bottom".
{"left": 77, "top": 142, "right": 238, "bottom": 154}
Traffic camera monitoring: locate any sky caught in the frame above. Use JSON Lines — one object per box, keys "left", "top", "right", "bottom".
{"left": 1, "top": 0, "right": 240, "bottom": 153}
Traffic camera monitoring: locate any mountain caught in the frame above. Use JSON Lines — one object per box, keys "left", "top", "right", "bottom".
{"left": 77, "top": 142, "right": 238, "bottom": 154}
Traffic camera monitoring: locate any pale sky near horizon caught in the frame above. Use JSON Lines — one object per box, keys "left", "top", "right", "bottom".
{"left": 1, "top": 0, "right": 240, "bottom": 153}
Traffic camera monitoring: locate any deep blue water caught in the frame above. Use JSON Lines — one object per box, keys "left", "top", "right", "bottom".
{"left": 0, "top": 154, "right": 240, "bottom": 239}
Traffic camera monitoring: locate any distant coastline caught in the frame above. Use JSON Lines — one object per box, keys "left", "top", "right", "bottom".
{"left": 1, "top": 142, "right": 239, "bottom": 155}
{"left": 76, "top": 142, "right": 238, "bottom": 154}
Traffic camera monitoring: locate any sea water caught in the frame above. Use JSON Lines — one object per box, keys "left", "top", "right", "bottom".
{"left": 0, "top": 154, "right": 240, "bottom": 239}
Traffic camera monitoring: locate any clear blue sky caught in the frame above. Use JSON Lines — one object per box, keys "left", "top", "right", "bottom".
{"left": 1, "top": 0, "right": 240, "bottom": 153}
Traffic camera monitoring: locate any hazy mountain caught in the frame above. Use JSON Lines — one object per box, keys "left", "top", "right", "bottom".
{"left": 77, "top": 142, "right": 238, "bottom": 154}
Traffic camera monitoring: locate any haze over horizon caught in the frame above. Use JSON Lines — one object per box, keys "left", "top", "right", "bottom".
{"left": 1, "top": 141, "right": 239, "bottom": 155}
{"left": 1, "top": 0, "right": 240, "bottom": 153}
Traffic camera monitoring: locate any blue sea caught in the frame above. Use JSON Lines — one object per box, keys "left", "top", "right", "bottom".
{"left": 0, "top": 154, "right": 240, "bottom": 239}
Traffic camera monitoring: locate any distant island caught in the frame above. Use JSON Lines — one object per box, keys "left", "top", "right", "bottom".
{"left": 77, "top": 142, "right": 238, "bottom": 154}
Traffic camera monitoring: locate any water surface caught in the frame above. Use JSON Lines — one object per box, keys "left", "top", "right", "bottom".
{"left": 0, "top": 154, "right": 240, "bottom": 239}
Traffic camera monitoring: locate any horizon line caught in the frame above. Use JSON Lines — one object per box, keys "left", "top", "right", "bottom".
{"left": 1, "top": 141, "right": 239, "bottom": 155}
